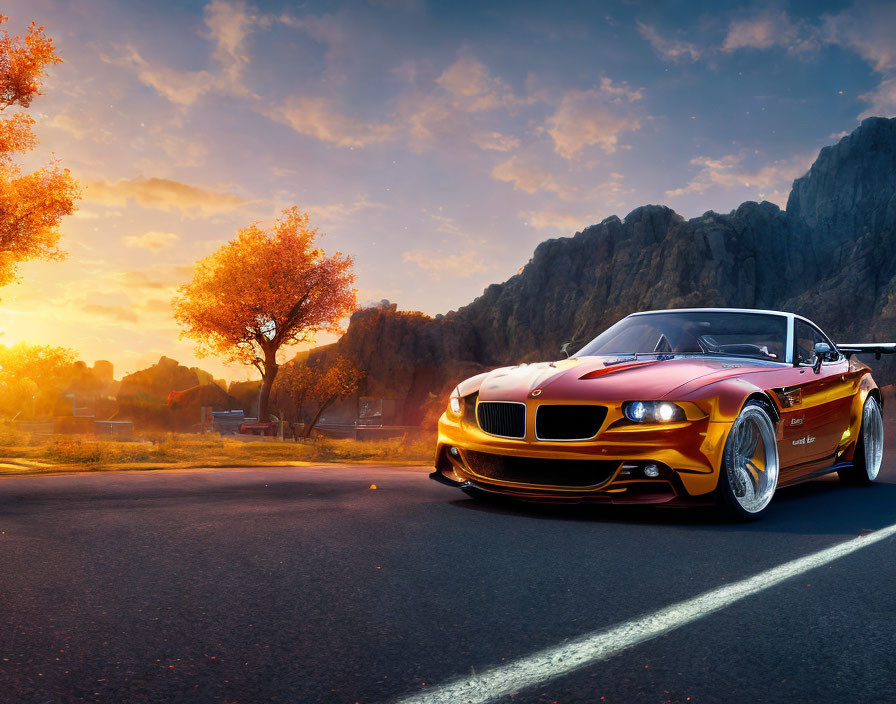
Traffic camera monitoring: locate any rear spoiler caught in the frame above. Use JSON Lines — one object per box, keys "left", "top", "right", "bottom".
{"left": 836, "top": 343, "right": 896, "bottom": 360}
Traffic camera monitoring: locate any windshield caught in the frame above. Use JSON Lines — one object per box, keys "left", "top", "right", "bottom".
{"left": 575, "top": 311, "right": 788, "bottom": 362}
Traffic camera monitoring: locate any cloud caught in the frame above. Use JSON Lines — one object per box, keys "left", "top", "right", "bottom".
{"left": 203, "top": 0, "right": 263, "bottom": 93}
{"left": 637, "top": 22, "right": 701, "bottom": 63}
{"left": 546, "top": 79, "right": 643, "bottom": 159}
{"left": 113, "top": 266, "right": 194, "bottom": 292}
{"left": 155, "top": 134, "right": 209, "bottom": 168}
{"left": 820, "top": 3, "right": 896, "bottom": 119}
{"left": 135, "top": 63, "right": 216, "bottom": 106}
{"left": 858, "top": 76, "right": 896, "bottom": 118}
{"left": 721, "top": 10, "right": 819, "bottom": 55}
{"left": 491, "top": 156, "right": 576, "bottom": 200}
{"left": 521, "top": 209, "right": 595, "bottom": 232}
{"left": 44, "top": 108, "right": 114, "bottom": 142}
{"left": 303, "top": 198, "right": 387, "bottom": 225}
{"left": 85, "top": 177, "right": 247, "bottom": 216}
{"left": 435, "top": 56, "right": 504, "bottom": 103}
{"left": 278, "top": 12, "right": 349, "bottom": 83}
{"left": 402, "top": 249, "right": 491, "bottom": 278}
{"left": 114, "top": 0, "right": 264, "bottom": 106}
{"left": 822, "top": 2, "right": 896, "bottom": 73}
{"left": 81, "top": 303, "right": 139, "bottom": 324}
{"left": 401, "top": 55, "right": 531, "bottom": 151}
{"left": 114, "top": 46, "right": 215, "bottom": 106}
{"left": 268, "top": 53, "right": 529, "bottom": 152}
{"left": 665, "top": 152, "right": 814, "bottom": 206}
{"left": 122, "top": 231, "right": 181, "bottom": 253}
{"left": 471, "top": 131, "right": 520, "bottom": 152}
{"left": 267, "top": 96, "right": 397, "bottom": 147}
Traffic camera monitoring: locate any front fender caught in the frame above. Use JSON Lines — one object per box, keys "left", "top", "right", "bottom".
{"left": 677, "top": 377, "right": 779, "bottom": 423}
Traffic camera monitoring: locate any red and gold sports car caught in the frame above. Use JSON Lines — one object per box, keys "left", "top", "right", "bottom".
{"left": 431, "top": 308, "right": 894, "bottom": 519}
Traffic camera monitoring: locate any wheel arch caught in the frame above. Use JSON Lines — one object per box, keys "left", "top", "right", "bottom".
{"left": 743, "top": 392, "right": 781, "bottom": 423}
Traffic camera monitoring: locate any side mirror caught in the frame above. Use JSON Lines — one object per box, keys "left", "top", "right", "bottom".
{"left": 813, "top": 342, "right": 831, "bottom": 374}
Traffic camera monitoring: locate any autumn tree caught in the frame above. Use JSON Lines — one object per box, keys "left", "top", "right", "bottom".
{"left": 0, "top": 342, "right": 77, "bottom": 418}
{"left": 302, "top": 356, "right": 364, "bottom": 437}
{"left": 271, "top": 355, "right": 364, "bottom": 436}
{"left": 0, "top": 16, "right": 79, "bottom": 287}
{"left": 173, "top": 208, "right": 356, "bottom": 423}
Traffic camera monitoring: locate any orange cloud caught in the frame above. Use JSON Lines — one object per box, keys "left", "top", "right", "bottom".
{"left": 547, "top": 79, "right": 643, "bottom": 159}
{"left": 665, "top": 152, "right": 814, "bottom": 206}
{"left": 267, "top": 96, "right": 397, "bottom": 147}
{"left": 521, "top": 209, "right": 595, "bottom": 232}
{"left": 81, "top": 303, "right": 139, "bottom": 324}
{"left": 402, "top": 249, "right": 491, "bottom": 278}
{"left": 122, "top": 231, "right": 181, "bottom": 253}
{"left": 472, "top": 131, "right": 520, "bottom": 152}
{"left": 721, "top": 11, "right": 818, "bottom": 55}
{"left": 637, "top": 22, "right": 701, "bottom": 63}
{"left": 491, "top": 156, "right": 577, "bottom": 200}
{"left": 84, "top": 177, "right": 246, "bottom": 216}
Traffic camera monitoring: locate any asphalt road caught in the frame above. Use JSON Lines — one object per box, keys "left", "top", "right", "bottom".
{"left": 1, "top": 454, "right": 895, "bottom": 704}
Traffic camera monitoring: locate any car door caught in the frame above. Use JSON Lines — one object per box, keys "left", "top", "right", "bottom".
{"left": 777, "top": 319, "right": 854, "bottom": 479}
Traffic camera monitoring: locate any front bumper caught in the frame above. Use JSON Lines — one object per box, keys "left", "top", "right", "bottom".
{"left": 433, "top": 403, "right": 731, "bottom": 503}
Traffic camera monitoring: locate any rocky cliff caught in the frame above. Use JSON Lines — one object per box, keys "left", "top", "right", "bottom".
{"left": 317, "top": 117, "right": 896, "bottom": 425}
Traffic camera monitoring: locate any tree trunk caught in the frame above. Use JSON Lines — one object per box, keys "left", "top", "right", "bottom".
{"left": 257, "top": 352, "right": 279, "bottom": 423}
{"left": 303, "top": 395, "right": 337, "bottom": 437}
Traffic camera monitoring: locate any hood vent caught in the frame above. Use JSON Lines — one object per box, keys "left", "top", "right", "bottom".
{"left": 477, "top": 402, "right": 526, "bottom": 439}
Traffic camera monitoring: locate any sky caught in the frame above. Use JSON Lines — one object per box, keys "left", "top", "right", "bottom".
{"left": 2, "top": 0, "right": 895, "bottom": 381}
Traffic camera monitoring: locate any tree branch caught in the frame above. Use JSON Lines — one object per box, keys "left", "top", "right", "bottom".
{"left": 275, "top": 281, "right": 319, "bottom": 345}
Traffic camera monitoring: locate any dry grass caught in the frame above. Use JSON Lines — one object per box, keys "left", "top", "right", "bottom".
{"left": 0, "top": 425, "right": 435, "bottom": 475}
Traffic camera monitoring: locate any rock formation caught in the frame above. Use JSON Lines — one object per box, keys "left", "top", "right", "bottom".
{"left": 118, "top": 356, "right": 201, "bottom": 401}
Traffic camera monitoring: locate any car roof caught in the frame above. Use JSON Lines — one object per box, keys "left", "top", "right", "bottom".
{"left": 629, "top": 307, "right": 791, "bottom": 317}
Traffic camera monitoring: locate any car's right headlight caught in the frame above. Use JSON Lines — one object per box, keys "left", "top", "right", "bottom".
{"left": 622, "top": 401, "right": 686, "bottom": 423}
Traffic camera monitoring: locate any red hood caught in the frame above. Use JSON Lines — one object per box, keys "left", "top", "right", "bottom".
{"left": 474, "top": 356, "right": 774, "bottom": 403}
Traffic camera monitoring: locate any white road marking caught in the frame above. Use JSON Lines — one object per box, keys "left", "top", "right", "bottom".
{"left": 395, "top": 522, "right": 896, "bottom": 704}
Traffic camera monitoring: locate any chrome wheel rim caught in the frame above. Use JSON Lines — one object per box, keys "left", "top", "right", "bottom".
{"left": 863, "top": 398, "right": 884, "bottom": 481}
{"left": 727, "top": 407, "right": 779, "bottom": 513}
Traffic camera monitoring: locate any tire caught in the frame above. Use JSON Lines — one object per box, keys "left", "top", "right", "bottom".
{"left": 838, "top": 396, "right": 884, "bottom": 486}
{"left": 716, "top": 401, "right": 780, "bottom": 521}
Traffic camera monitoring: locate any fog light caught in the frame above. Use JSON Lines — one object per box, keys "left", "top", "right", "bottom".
{"left": 449, "top": 446, "right": 459, "bottom": 457}
{"left": 643, "top": 463, "right": 660, "bottom": 478}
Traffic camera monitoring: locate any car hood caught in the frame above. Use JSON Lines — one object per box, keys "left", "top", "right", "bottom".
{"left": 472, "top": 356, "right": 775, "bottom": 403}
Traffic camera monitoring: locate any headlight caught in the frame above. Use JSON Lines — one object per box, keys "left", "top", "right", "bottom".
{"left": 448, "top": 388, "right": 462, "bottom": 415}
{"left": 623, "top": 401, "right": 686, "bottom": 423}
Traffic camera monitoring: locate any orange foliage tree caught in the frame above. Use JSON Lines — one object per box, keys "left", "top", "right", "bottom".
{"left": 0, "top": 342, "right": 77, "bottom": 418}
{"left": 271, "top": 355, "right": 364, "bottom": 436}
{"left": 173, "top": 208, "right": 357, "bottom": 423}
{"left": 0, "top": 16, "right": 79, "bottom": 287}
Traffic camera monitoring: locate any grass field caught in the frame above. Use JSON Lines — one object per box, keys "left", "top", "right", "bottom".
{"left": 0, "top": 425, "right": 435, "bottom": 475}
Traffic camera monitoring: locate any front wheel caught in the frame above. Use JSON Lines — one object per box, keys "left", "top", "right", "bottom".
{"left": 838, "top": 396, "right": 883, "bottom": 486}
{"left": 716, "top": 402, "right": 780, "bottom": 521}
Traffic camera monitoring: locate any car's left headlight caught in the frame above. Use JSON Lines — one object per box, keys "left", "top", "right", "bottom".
{"left": 448, "top": 388, "right": 461, "bottom": 415}
{"left": 623, "top": 400, "right": 686, "bottom": 423}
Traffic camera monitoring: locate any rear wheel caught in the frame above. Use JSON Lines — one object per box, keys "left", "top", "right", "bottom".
{"left": 838, "top": 396, "right": 883, "bottom": 486}
{"left": 717, "top": 401, "right": 780, "bottom": 521}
